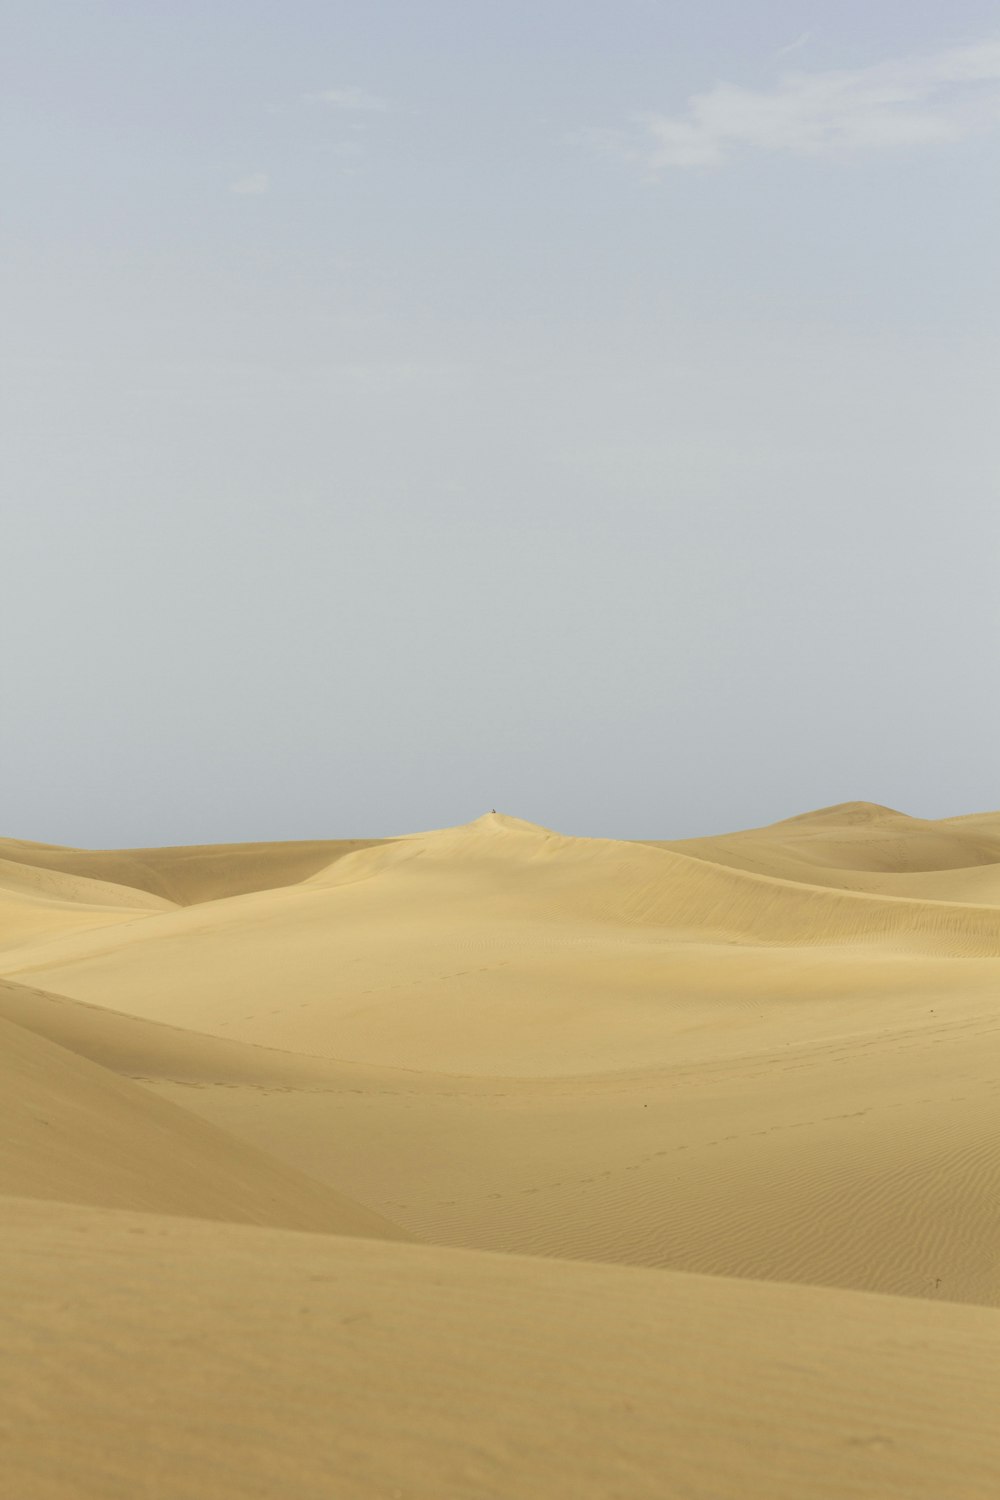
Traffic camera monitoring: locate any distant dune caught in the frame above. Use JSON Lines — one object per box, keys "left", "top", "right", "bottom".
{"left": 3, "top": 803, "right": 999, "bottom": 1497}
{"left": 0, "top": 834, "right": 386, "bottom": 906}
{"left": 655, "top": 800, "right": 1000, "bottom": 900}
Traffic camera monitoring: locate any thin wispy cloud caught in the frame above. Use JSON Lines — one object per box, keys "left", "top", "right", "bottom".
{"left": 591, "top": 36, "right": 1000, "bottom": 171}
{"left": 775, "top": 31, "right": 811, "bottom": 60}
{"left": 229, "top": 172, "right": 269, "bottom": 195}
{"left": 305, "top": 85, "right": 389, "bottom": 112}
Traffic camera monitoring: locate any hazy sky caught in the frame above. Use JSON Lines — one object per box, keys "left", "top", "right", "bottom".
{"left": 4, "top": 1, "right": 999, "bottom": 845}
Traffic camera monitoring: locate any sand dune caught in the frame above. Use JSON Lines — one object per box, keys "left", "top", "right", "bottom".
{"left": 3, "top": 802, "right": 1000, "bottom": 1494}
{"left": 657, "top": 799, "right": 1000, "bottom": 901}
{"left": 3, "top": 1197, "right": 999, "bottom": 1500}
{"left": 0, "top": 834, "right": 387, "bottom": 907}
{"left": 0, "top": 1010, "right": 406, "bottom": 1238}
{"left": 6, "top": 814, "right": 1000, "bottom": 1042}
{"left": 4, "top": 965, "right": 1000, "bottom": 1303}
{"left": 0, "top": 850, "right": 175, "bottom": 952}
{"left": 0, "top": 976, "right": 348, "bottom": 1088}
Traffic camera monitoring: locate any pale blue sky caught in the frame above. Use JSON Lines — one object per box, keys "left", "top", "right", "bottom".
{"left": 3, "top": 2, "right": 999, "bottom": 843}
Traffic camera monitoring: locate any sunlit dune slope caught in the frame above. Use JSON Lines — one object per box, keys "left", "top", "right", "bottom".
{"left": 0, "top": 852, "right": 175, "bottom": 951}
{"left": 4, "top": 814, "right": 1000, "bottom": 1062}
{"left": 0, "top": 1012, "right": 407, "bottom": 1239}
{"left": 0, "top": 977, "right": 349, "bottom": 1088}
{"left": 657, "top": 800, "right": 1000, "bottom": 902}
{"left": 940, "top": 810, "right": 1000, "bottom": 835}
{"left": 146, "top": 1004, "right": 1000, "bottom": 1305}
{"left": 4, "top": 805, "right": 1000, "bottom": 1305}
{"left": 3, "top": 803, "right": 998, "bottom": 1493}
{"left": 8, "top": 964, "right": 1000, "bottom": 1305}
{"left": 2, "top": 1197, "right": 998, "bottom": 1500}
{"left": 0, "top": 834, "right": 388, "bottom": 907}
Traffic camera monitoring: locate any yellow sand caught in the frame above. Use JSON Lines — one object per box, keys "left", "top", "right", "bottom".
{"left": 2, "top": 802, "right": 999, "bottom": 1496}
{"left": 0, "top": 1012, "right": 406, "bottom": 1238}
{"left": 3, "top": 1196, "right": 999, "bottom": 1500}
{"left": 0, "top": 834, "right": 386, "bottom": 906}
